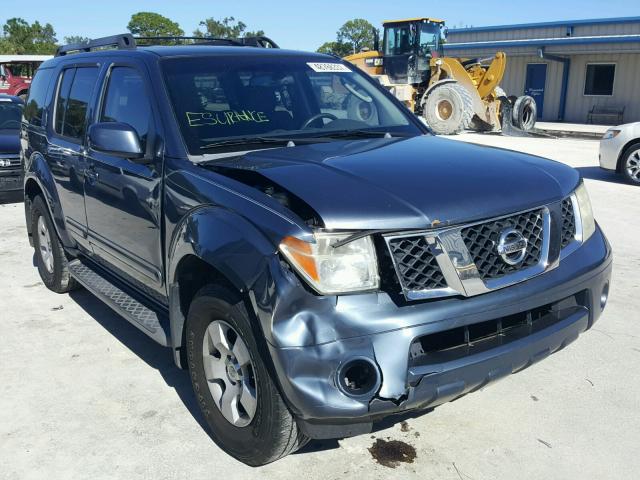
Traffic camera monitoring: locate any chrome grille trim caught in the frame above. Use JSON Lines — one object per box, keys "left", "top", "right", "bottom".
{"left": 383, "top": 201, "right": 581, "bottom": 301}
{"left": 0, "top": 154, "right": 20, "bottom": 168}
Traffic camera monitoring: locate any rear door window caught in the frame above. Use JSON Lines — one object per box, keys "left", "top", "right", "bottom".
{"left": 54, "top": 66, "right": 99, "bottom": 141}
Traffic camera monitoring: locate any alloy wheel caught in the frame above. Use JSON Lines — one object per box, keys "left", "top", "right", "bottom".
{"left": 202, "top": 320, "right": 257, "bottom": 427}
{"left": 37, "top": 215, "right": 54, "bottom": 274}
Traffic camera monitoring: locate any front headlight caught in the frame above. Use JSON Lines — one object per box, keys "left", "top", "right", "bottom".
{"left": 279, "top": 233, "right": 379, "bottom": 294}
{"left": 602, "top": 129, "right": 621, "bottom": 140}
{"left": 575, "top": 182, "right": 596, "bottom": 242}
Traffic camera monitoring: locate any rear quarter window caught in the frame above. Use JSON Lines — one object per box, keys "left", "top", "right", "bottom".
{"left": 54, "top": 67, "right": 99, "bottom": 141}
{"left": 24, "top": 68, "right": 54, "bottom": 127}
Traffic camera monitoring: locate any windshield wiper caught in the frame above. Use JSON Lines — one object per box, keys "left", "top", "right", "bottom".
{"left": 309, "top": 130, "right": 412, "bottom": 140}
{"left": 200, "top": 137, "right": 293, "bottom": 151}
{"left": 200, "top": 136, "right": 333, "bottom": 151}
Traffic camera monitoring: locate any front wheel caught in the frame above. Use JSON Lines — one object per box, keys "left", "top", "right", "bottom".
{"left": 186, "top": 285, "right": 308, "bottom": 466}
{"left": 422, "top": 82, "right": 473, "bottom": 135}
{"left": 621, "top": 145, "right": 640, "bottom": 185}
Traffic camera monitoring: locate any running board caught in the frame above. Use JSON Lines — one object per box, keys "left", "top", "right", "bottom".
{"left": 69, "top": 259, "right": 169, "bottom": 346}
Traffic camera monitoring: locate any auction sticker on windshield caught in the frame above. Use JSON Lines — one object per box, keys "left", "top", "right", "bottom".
{"left": 307, "top": 62, "right": 352, "bottom": 73}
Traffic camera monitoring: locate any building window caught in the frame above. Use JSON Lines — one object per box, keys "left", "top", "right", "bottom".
{"left": 584, "top": 64, "right": 615, "bottom": 96}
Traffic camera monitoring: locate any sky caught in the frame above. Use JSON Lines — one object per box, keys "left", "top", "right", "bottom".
{"left": 2, "top": 0, "right": 640, "bottom": 51}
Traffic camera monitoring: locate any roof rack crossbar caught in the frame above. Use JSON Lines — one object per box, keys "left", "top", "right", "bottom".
{"left": 135, "top": 35, "right": 279, "bottom": 48}
{"left": 55, "top": 33, "right": 136, "bottom": 57}
{"left": 54, "top": 34, "right": 279, "bottom": 57}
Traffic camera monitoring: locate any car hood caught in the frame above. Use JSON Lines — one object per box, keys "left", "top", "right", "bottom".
{"left": 0, "top": 130, "right": 20, "bottom": 155}
{"left": 212, "top": 135, "right": 580, "bottom": 230}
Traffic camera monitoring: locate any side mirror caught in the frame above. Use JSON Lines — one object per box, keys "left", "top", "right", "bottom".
{"left": 88, "top": 122, "right": 144, "bottom": 160}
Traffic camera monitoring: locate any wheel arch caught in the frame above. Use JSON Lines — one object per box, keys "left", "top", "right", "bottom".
{"left": 166, "top": 205, "right": 287, "bottom": 368}
{"left": 617, "top": 139, "right": 640, "bottom": 173}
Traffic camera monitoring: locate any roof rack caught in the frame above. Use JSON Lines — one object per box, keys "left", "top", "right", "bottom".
{"left": 135, "top": 35, "right": 279, "bottom": 49}
{"left": 55, "top": 34, "right": 135, "bottom": 57}
{"left": 55, "top": 33, "right": 279, "bottom": 57}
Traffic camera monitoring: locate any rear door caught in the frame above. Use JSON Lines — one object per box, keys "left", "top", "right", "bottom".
{"left": 83, "top": 61, "right": 165, "bottom": 300}
{"left": 46, "top": 65, "right": 100, "bottom": 249}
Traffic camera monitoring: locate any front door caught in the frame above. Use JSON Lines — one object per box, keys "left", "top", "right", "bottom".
{"left": 524, "top": 63, "right": 547, "bottom": 119}
{"left": 83, "top": 63, "right": 165, "bottom": 300}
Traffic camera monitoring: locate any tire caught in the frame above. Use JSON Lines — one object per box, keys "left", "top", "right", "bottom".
{"left": 512, "top": 95, "right": 537, "bottom": 131}
{"left": 620, "top": 145, "right": 640, "bottom": 185}
{"left": 186, "top": 284, "right": 308, "bottom": 466}
{"left": 31, "top": 196, "right": 79, "bottom": 293}
{"left": 422, "top": 82, "right": 473, "bottom": 135}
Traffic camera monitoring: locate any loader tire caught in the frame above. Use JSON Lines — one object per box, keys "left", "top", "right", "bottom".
{"left": 513, "top": 95, "right": 537, "bottom": 131}
{"left": 422, "top": 82, "right": 473, "bottom": 135}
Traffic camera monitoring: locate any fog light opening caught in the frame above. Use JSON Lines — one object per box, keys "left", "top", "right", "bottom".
{"left": 337, "top": 358, "right": 380, "bottom": 398}
{"left": 600, "top": 282, "right": 609, "bottom": 310}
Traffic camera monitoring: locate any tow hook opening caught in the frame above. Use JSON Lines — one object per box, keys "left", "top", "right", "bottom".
{"left": 337, "top": 358, "right": 381, "bottom": 398}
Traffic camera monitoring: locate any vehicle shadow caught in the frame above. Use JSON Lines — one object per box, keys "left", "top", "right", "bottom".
{"left": 68, "top": 289, "right": 212, "bottom": 437}
{"left": 0, "top": 191, "right": 23, "bottom": 205}
{"left": 67, "top": 288, "right": 334, "bottom": 456}
{"left": 576, "top": 166, "right": 628, "bottom": 185}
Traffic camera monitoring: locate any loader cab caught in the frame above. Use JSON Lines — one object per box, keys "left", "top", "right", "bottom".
{"left": 382, "top": 18, "right": 445, "bottom": 85}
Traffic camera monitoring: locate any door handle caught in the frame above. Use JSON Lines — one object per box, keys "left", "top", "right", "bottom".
{"left": 85, "top": 167, "right": 98, "bottom": 185}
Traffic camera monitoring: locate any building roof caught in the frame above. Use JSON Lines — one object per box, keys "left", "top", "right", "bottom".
{"left": 444, "top": 34, "right": 640, "bottom": 51}
{"left": 449, "top": 16, "right": 640, "bottom": 33}
{"left": 0, "top": 55, "right": 53, "bottom": 63}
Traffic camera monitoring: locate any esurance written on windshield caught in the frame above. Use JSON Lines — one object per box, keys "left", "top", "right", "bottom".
{"left": 186, "top": 110, "right": 271, "bottom": 127}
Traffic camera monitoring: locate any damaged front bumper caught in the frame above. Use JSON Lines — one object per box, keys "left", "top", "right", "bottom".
{"left": 264, "top": 226, "right": 612, "bottom": 440}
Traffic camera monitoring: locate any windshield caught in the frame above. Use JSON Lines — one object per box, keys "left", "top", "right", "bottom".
{"left": 161, "top": 55, "right": 422, "bottom": 154}
{"left": 418, "top": 24, "right": 440, "bottom": 56}
{"left": 0, "top": 101, "right": 22, "bottom": 130}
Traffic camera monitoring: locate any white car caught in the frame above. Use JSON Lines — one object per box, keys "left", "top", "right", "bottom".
{"left": 599, "top": 122, "right": 640, "bottom": 185}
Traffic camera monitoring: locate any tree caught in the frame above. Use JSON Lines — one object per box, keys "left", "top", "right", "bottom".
{"left": 316, "top": 41, "right": 352, "bottom": 57}
{"left": 317, "top": 18, "right": 378, "bottom": 56}
{"left": 0, "top": 18, "right": 57, "bottom": 54}
{"left": 127, "top": 12, "right": 184, "bottom": 38}
{"left": 194, "top": 16, "right": 264, "bottom": 38}
{"left": 64, "top": 35, "right": 91, "bottom": 45}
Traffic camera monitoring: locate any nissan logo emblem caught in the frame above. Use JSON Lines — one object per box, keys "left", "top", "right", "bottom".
{"left": 496, "top": 227, "right": 528, "bottom": 265}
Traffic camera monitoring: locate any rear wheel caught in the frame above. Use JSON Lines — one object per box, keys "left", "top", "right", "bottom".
{"left": 422, "top": 82, "right": 473, "bottom": 135}
{"left": 621, "top": 145, "right": 640, "bottom": 185}
{"left": 30, "top": 196, "right": 78, "bottom": 293}
{"left": 186, "top": 285, "right": 308, "bottom": 466}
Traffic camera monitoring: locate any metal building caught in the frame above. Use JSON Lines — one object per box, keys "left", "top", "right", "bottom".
{"left": 445, "top": 17, "right": 640, "bottom": 124}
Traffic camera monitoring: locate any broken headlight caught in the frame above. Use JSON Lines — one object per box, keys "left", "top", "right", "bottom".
{"left": 280, "top": 233, "right": 379, "bottom": 295}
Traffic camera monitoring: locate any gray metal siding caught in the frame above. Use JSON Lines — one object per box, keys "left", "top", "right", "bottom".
{"left": 445, "top": 19, "right": 640, "bottom": 124}
{"left": 448, "top": 20, "right": 640, "bottom": 43}
{"left": 564, "top": 53, "right": 640, "bottom": 123}
{"left": 497, "top": 57, "right": 564, "bottom": 121}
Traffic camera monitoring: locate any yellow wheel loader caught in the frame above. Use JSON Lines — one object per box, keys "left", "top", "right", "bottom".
{"left": 344, "top": 18, "right": 537, "bottom": 135}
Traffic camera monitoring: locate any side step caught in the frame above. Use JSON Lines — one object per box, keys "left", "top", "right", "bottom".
{"left": 69, "top": 259, "right": 169, "bottom": 346}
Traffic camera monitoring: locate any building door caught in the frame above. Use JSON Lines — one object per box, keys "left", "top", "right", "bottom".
{"left": 525, "top": 63, "right": 547, "bottom": 119}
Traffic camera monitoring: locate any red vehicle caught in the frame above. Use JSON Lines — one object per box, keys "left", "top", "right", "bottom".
{"left": 0, "top": 55, "right": 52, "bottom": 99}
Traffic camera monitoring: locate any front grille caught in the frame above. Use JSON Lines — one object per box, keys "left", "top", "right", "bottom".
{"left": 387, "top": 236, "right": 447, "bottom": 291}
{"left": 461, "top": 209, "right": 544, "bottom": 280}
{"left": 561, "top": 197, "right": 576, "bottom": 248}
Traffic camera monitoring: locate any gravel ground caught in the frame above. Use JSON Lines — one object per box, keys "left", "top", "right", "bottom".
{"left": 1, "top": 133, "right": 638, "bottom": 479}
